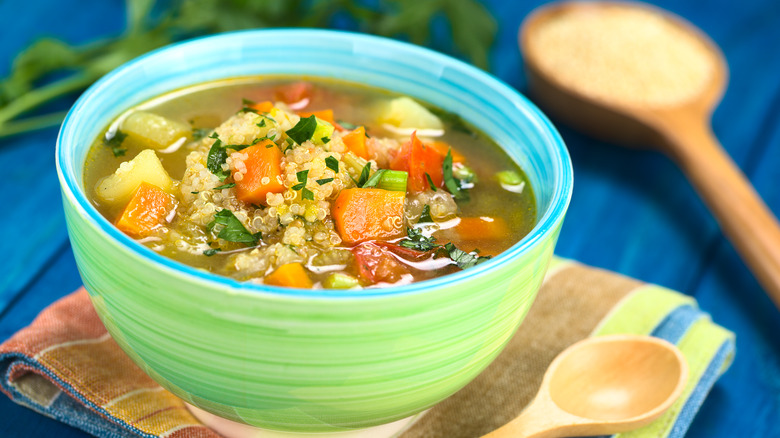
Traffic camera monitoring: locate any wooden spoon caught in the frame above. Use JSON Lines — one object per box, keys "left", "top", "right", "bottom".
{"left": 483, "top": 335, "right": 688, "bottom": 438}
{"left": 520, "top": 1, "right": 780, "bottom": 310}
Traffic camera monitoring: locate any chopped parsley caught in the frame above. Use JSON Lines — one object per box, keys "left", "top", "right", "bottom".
{"left": 425, "top": 172, "right": 437, "bottom": 191}
{"left": 192, "top": 127, "right": 210, "bottom": 141}
{"left": 286, "top": 115, "right": 317, "bottom": 144}
{"left": 399, "top": 227, "right": 439, "bottom": 252}
{"left": 338, "top": 120, "right": 358, "bottom": 130}
{"left": 316, "top": 178, "right": 334, "bottom": 185}
{"left": 321, "top": 136, "right": 330, "bottom": 144}
{"left": 292, "top": 170, "right": 308, "bottom": 190}
{"left": 207, "top": 209, "right": 260, "bottom": 245}
{"left": 361, "top": 169, "right": 386, "bottom": 188}
{"left": 207, "top": 133, "right": 231, "bottom": 181}
{"left": 442, "top": 242, "right": 491, "bottom": 269}
{"left": 325, "top": 156, "right": 339, "bottom": 173}
{"left": 213, "top": 183, "right": 236, "bottom": 190}
{"left": 203, "top": 248, "right": 221, "bottom": 256}
{"left": 292, "top": 170, "right": 314, "bottom": 200}
{"left": 354, "top": 163, "right": 372, "bottom": 187}
{"left": 257, "top": 119, "right": 266, "bottom": 127}
{"left": 104, "top": 130, "right": 128, "bottom": 157}
{"left": 397, "top": 227, "right": 491, "bottom": 269}
{"left": 418, "top": 205, "right": 433, "bottom": 223}
{"left": 443, "top": 149, "right": 470, "bottom": 201}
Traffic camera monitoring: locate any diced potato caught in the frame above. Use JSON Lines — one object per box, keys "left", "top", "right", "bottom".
{"left": 121, "top": 111, "right": 190, "bottom": 149}
{"left": 95, "top": 149, "right": 173, "bottom": 206}
{"left": 376, "top": 97, "right": 443, "bottom": 129}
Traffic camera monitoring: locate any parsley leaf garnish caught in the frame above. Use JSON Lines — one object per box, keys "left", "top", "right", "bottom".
{"left": 418, "top": 205, "right": 433, "bottom": 223}
{"left": 292, "top": 169, "right": 308, "bottom": 190}
{"left": 207, "top": 209, "right": 259, "bottom": 245}
{"left": 442, "top": 242, "right": 491, "bottom": 269}
{"left": 354, "top": 163, "right": 371, "bottom": 187}
{"left": 316, "top": 178, "right": 334, "bottom": 185}
{"left": 207, "top": 133, "right": 231, "bottom": 181}
{"left": 104, "top": 130, "right": 127, "bottom": 157}
{"left": 203, "top": 248, "right": 221, "bottom": 256}
{"left": 338, "top": 120, "right": 358, "bottom": 130}
{"left": 213, "top": 183, "right": 236, "bottom": 190}
{"left": 443, "top": 148, "right": 470, "bottom": 201}
{"left": 321, "top": 136, "right": 330, "bottom": 144}
{"left": 301, "top": 188, "right": 314, "bottom": 200}
{"left": 257, "top": 119, "right": 266, "bottom": 127}
{"left": 425, "top": 172, "right": 437, "bottom": 191}
{"left": 361, "top": 169, "right": 386, "bottom": 188}
{"left": 399, "top": 227, "right": 439, "bottom": 252}
{"left": 192, "top": 127, "right": 210, "bottom": 141}
{"left": 286, "top": 115, "right": 317, "bottom": 144}
{"left": 325, "top": 156, "right": 339, "bottom": 173}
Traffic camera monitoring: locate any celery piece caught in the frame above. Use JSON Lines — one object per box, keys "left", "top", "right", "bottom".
{"left": 324, "top": 273, "right": 360, "bottom": 289}
{"left": 377, "top": 170, "right": 408, "bottom": 192}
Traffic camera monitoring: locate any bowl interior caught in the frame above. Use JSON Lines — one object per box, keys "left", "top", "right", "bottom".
{"left": 57, "top": 29, "right": 572, "bottom": 297}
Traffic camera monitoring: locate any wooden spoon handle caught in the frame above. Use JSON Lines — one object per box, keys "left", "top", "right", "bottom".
{"left": 659, "top": 113, "right": 780, "bottom": 309}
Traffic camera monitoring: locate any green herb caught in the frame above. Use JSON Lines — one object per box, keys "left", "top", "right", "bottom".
{"left": 325, "top": 156, "right": 339, "bottom": 173}
{"left": 0, "top": 0, "right": 495, "bottom": 139}
{"left": 286, "top": 115, "right": 317, "bottom": 144}
{"left": 301, "top": 188, "right": 314, "bottom": 200}
{"left": 207, "top": 209, "right": 259, "bottom": 245}
{"left": 213, "top": 183, "right": 236, "bottom": 190}
{"left": 191, "top": 191, "right": 199, "bottom": 194}
{"left": 442, "top": 242, "right": 491, "bottom": 269}
{"left": 361, "top": 169, "right": 386, "bottom": 188}
{"left": 203, "top": 248, "right": 221, "bottom": 256}
{"left": 338, "top": 120, "right": 358, "bottom": 130}
{"left": 207, "top": 133, "right": 231, "bottom": 181}
{"left": 425, "top": 172, "right": 437, "bottom": 191}
{"left": 257, "top": 119, "right": 266, "bottom": 127}
{"left": 354, "top": 163, "right": 372, "bottom": 187}
{"left": 292, "top": 169, "right": 309, "bottom": 190}
{"left": 443, "top": 148, "right": 469, "bottom": 201}
{"left": 192, "top": 127, "right": 210, "bottom": 141}
{"left": 399, "top": 227, "right": 439, "bottom": 252}
{"left": 103, "top": 130, "right": 128, "bottom": 157}
{"left": 321, "top": 136, "right": 330, "bottom": 144}
{"left": 316, "top": 178, "right": 334, "bottom": 185}
{"left": 418, "top": 205, "right": 433, "bottom": 223}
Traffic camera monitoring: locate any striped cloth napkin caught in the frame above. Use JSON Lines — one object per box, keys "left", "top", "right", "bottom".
{"left": 0, "top": 258, "right": 734, "bottom": 438}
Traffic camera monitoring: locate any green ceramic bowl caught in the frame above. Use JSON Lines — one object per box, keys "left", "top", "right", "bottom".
{"left": 56, "top": 30, "right": 572, "bottom": 432}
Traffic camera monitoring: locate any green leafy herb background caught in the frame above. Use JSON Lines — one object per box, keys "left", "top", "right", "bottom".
{"left": 0, "top": 0, "right": 496, "bottom": 139}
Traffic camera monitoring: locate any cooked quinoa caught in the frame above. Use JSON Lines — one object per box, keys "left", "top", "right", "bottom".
{"left": 85, "top": 79, "right": 537, "bottom": 288}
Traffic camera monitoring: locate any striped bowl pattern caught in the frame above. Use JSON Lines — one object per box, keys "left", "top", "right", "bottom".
{"left": 56, "top": 30, "right": 572, "bottom": 432}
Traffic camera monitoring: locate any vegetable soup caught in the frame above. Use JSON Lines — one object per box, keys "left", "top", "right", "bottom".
{"left": 84, "top": 78, "right": 536, "bottom": 288}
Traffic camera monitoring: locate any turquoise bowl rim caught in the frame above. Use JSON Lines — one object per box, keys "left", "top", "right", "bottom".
{"left": 56, "top": 29, "right": 572, "bottom": 299}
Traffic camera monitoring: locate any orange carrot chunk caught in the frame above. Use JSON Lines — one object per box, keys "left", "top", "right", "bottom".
{"left": 333, "top": 188, "right": 406, "bottom": 244}
{"left": 265, "top": 263, "right": 313, "bottom": 288}
{"left": 428, "top": 141, "right": 466, "bottom": 163}
{"left": 115, "top": 182, "right": 174, "bottom": 237}
{"left": 341, "top": 126, "right": 369, "bottom": 159}
{"left": 391, "top": 132, "right": 443, "bottom": 193}
{"left": 232, "top": 139, "right": 285, "bottom": 205}
{"left": 249, "top": 100, "right": 274, "bottom": 112}
{"left": 452, "top": 217, "right": 509, "bottom": 241}
{"left": 295, "top": 109, "right": 345, "bottom": 131}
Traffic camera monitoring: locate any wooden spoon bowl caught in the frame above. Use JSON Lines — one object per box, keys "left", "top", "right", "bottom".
{"left": 520, "top": 1, "right": 780, "bottom": 310}
{"left": 483, "top": 335, "right": 688, "bottom": 438}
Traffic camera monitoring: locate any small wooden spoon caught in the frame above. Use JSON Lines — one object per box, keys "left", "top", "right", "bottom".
{"left": 520, "top": 1, "right": 780, "bottom": 310}
{"left": 483, "top": 335, "right": 688, "bottom": 438}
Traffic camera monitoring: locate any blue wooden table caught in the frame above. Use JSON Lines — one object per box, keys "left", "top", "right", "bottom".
{"left": 1, "top": 1, "right": 779, "bottom": 437}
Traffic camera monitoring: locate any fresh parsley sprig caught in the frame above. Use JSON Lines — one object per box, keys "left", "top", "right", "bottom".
{"left": 286, "top": 115, "right": 317, "bottom": 145}
{"left": 443, "top": 149, "right": 470, "bottom": 201}
{"left": 207, "top": 209, "right": 261, "bottom": 245}
{"left": 397, "top": 226, "right": 491, "bottom": 269}
{"left": 292, "top": 169, "right": 314, "bottom": 200}
{"left": 0, "top": 0, "right": 495, "bottom": 139}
